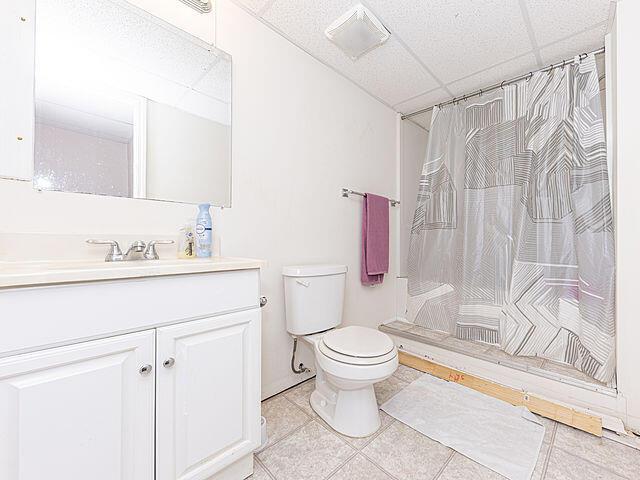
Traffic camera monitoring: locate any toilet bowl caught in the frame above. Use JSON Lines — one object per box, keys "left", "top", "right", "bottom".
{"left": 282, "top": 264, "right": 398, "bottom": 438}
{"left": 302, "top": 326, "right": 398, "bottom": 437}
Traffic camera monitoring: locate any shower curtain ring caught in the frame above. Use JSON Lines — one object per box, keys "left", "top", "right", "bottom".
{"left": 479, "top": 88, "right": 483, "bottom": 97}
{"left": 500, "top": 81, "right": 506, "bottom": 90}
{"left": 561, "top": 60, "right": 566, "bottom": 70}
{"left": 580, "top": 53, "right": 587, "bottom": 63}
{"left": 528, "top": 72, "right": 533, "bottom": 81}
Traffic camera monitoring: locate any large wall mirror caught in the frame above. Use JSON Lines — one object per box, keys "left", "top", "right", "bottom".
{"left": 32, "top": 0, "right": 231, "bottom": 206}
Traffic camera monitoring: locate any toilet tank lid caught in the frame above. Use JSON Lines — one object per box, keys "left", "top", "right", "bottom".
{"left": 282, "top": 264, "right": 347, "bottom": 277}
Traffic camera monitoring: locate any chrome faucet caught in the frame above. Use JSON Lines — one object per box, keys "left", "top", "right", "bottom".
{"left": 124, "top": 240, "right": 147, "bottom": 261}
{"left": 87, "top": 239, "right": 175, "bottom": 262}
{"left": 86, "top": 239, "right": 124, "bottom": 262}
{"left": 143, "top": 240, "right": 176, "bottom": 260}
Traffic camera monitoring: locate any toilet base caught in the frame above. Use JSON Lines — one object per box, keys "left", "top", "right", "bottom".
{"left": 310, "top": 366, "right": 382, "bottom": 438}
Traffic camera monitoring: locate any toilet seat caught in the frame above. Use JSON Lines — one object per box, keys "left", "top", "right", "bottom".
{"left": 318, "top": 326, "right": 397, "bottom": 365}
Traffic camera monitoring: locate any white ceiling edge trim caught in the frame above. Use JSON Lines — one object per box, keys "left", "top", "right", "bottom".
{"left": 536, "top": 21, "right": 608, "bottom": 51}
{"left": 226, "top": 0, "right": 399, "bottom": 114}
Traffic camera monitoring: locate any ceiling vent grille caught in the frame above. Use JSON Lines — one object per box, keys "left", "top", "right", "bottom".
{"left": 325, "top": 4, "right": 390, "bottom": 60}
{"left": 178, "top": 0, "right": 212, "bottom": 14}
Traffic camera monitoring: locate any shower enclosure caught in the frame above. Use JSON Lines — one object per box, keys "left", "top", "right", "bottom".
{"left": 402, "top": 53, "right": 615, "bottom": 385}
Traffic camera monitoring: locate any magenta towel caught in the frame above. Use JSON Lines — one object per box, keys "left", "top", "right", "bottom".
{"left": 361, "top": 193, "right": 389, "bottom": 286}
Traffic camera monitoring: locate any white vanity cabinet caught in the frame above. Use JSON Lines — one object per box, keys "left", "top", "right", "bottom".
{"left": 0, "top": 263, "right": 263, "bottom": 480}
{"left": 156, "top": 309, "right": 261, "bottom": 480}
{"left": 0, "top": 331, "right": 156, "bottom": 480}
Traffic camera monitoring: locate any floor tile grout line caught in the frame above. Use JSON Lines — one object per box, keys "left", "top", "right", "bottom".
{"left": 551, "top": 445, "right": 635, "bottom": 480}
{"left": 254, "top": 456, "right": 277, "bottom": 480}
{"left": 281, "top": 390, "right": 316, "bottom": 420}
{"left": 366, "top": 454, "right": 402, "bottom": 480}
{"left": 358, "top": 450, "right": 404, "bottom": 480}
{"left": 278, "top": 377, "right": 315, "bottom": 401}
{"left": 432, "top": 450, "right": 456, "bottom": 480}
{"left": 323, "top": 449, "right": 360, "bottom": 480}
{"left": 259, "top": 387, "right": 317, "bottom": 451}
{"left": 257, "top": 415, "right": 312, "bottom": 455}
{"left": 298, "top": 409, "right": 402, "bottom": 479}
{"left": 359, "top": 450, "right": 403, "bottom": 480}
{"left": 539, "top": 422, "right": 557, "bottom": 479}
{"left": 351, "top": 417, "right": 398, "bottom": 451}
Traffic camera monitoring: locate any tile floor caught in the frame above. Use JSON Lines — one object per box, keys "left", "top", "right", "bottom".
{"left": 381, "top": 321, "right": 612, "bottom": 388}
{"left": 250, "top": 364, "right": 640, "bottom": 480}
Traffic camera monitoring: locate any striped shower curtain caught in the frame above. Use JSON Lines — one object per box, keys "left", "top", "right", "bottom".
{"left": 407, "top": 54, "right": 615, "bottom": 383}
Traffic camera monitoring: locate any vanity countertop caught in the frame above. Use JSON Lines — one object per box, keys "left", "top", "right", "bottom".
{"left": 0, "top": 257, "right": 264, "bottom": 288}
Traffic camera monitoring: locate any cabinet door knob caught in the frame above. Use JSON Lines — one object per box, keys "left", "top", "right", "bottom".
{"left": 139, "top": 364, "right": 153, "bottom": 375}
{"left": 163, "top": 357, "right": 175, "bottom": 368}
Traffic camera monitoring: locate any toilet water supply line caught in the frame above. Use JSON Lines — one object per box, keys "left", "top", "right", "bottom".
{"left": 259, "top": 292, "right": 309, "bottom": 374}
{"left": 291, "top": 337, "right": 311, "bottom": 374}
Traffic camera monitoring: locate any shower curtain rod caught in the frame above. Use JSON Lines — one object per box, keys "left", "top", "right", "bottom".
{"left": 401, "top": 46, "right": 605, "bottom": 120}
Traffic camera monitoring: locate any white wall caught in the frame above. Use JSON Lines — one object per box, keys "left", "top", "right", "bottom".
{"left": 613, "top": 0, "right": 640, "bottom": 432}
{"left": 0, "top": 0, "right": 399, "bottom": 399}
{"left": 399, "top": 121, "right": 429, "bottom": 278}
{"left": 394, "top": 120, "right": 429, "bottom": 321}
{"left": 214, "top": 1, "right": 398, "bottom": 397}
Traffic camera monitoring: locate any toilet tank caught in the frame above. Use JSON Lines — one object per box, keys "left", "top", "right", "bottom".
{"left": 282, "top": 265, "right": 347, "bottom": 335}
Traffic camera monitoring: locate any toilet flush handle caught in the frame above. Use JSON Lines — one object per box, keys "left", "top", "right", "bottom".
{"left": 296, "top": 280, "right": 310, "bottom": 288}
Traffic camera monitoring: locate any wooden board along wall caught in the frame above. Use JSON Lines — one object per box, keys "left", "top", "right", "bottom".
{"left": 398, "top": 350, "right": 603, "bottom": 437}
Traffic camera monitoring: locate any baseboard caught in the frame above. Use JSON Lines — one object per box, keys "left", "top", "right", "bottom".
{"left": 207, "top": 454, "right": 253, "bottom": 480}
{"left": 262, "top": 370, "right": 315, "bottom": 400}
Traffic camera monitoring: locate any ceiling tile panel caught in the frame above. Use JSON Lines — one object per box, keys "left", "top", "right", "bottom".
{"left": 538, "top": 24, "right": 607, "bottom": 65}
{"left": 236, "top": 0, "right": 613, "bottom": 114}
{"left": 446, "top": 53, "right": 538, "bottom": 97}
{"left": 233, "top": 0, "right": 272, "bottom": 14}
{"left": 394, "top": 88, "right": 449, "bottom": 114}
{"left": 365, "top": 0, "right": 533, "bottom": 84}
{"left": 525, "top": 0, "right": 611, "bottom": 46}
{"left": 262, "top": 0, "right": 439, "bottom": 106}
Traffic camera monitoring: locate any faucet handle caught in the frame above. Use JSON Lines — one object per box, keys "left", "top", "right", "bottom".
{"left": 86, "top": 239, "right": 124, "bottom": 262}
{"left": 144, "top": 240, "right": 175, "bottom": 260}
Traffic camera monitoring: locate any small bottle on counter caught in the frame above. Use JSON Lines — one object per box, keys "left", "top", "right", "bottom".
{"left": 178, "top": 222, "right": 196, "bottom": 259}
{"left": 195, "top": 203, "right": 212, "bottom": 258}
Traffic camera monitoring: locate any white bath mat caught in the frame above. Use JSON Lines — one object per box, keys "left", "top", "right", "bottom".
{"left": 381, "top": 373, "right": 544, "bottom": 480}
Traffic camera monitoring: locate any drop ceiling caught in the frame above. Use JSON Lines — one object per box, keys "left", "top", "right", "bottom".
{"left": 232, "top": 0, "right": 615, "bottom": 129}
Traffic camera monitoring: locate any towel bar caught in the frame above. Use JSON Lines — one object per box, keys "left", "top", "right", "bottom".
{"left": 341, "top": 188, "right": 400, "bottom": 206}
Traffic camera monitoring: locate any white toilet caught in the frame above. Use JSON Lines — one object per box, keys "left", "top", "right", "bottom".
{"left": 283, "top": 264, "right": 398, "bottom": 438}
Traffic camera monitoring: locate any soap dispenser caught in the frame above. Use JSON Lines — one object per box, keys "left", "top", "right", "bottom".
{"left": 195, "top": 203, "right": 212, "bottom": 258}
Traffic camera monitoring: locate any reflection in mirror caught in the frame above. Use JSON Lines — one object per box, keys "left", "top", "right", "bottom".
{"left": 33, "top": 0, "right": 232, "bottom": 206}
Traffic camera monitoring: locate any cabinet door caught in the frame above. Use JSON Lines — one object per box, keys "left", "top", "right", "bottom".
{"left": 0, "top": 0, "right": 35, "bottom": 180}
{"left": 156, "top": 309, "right": 261, "bottom": 480}
{"left": 0, "top": 330, "right": 155, "bottom": 480}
